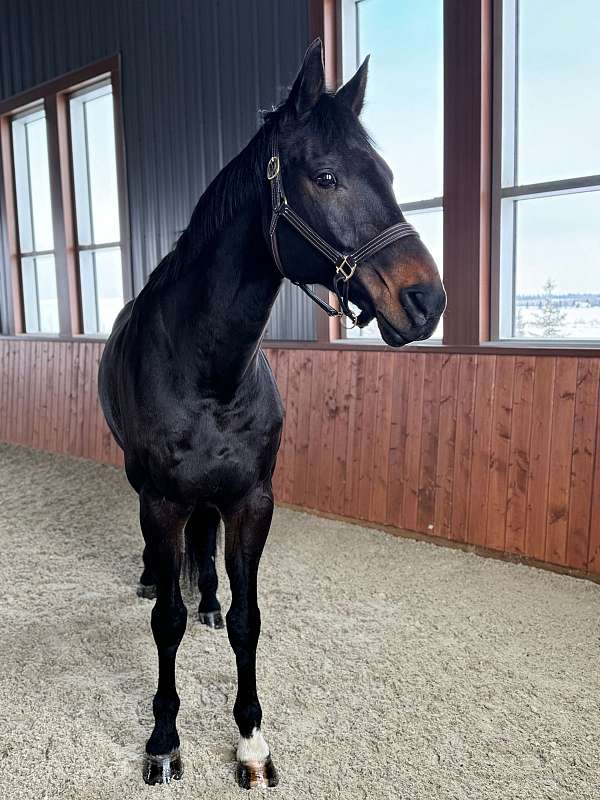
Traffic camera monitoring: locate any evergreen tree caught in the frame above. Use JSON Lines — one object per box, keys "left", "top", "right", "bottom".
{"left": 533, "top": 279, "right": 567, "bottom": 337}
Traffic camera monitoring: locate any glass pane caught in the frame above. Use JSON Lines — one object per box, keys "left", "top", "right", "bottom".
{"left": 26, "top": 117, "right": 54, "bottom": 251}
{"left": 35, "top": 255, "right": 59, "bottom": 333}
{"left": 79, "top": 251, "right": 98, "bottom": 334}
{"left": 95, "top": 248, "right": 123, "bottom": 334}
{"left": 357, "top": 0, "right": 443, "bottom": 203}
{"left": 21, "top": 256, "right": 39, "bottom": 333}
{"left": 69, "top": 99, "right": 92, "bottom": 245}
{"left": 406, "top": 207, "right": 443, "bottom": 339}
{"left": 12, "top": 110, "right": 54, "bottom": 254}
{"left": 346, "top": 208, "right": 443, "bottom": 341}
{"left": 516, "top": 0, "right": 600, "bottom": 184}
{"left": 85, "top": 90, "right": 120, "bottom": 244}
{"left": 12, "top": 118, "right": 33, "bottom": 253}
{"left": 513, "top": 191, "right": 600, "bottom": 340}
{"left": 70, "top": 85, "right": 121, "bottom": 246}
{"left": 80, "top": 247, "right": 123, "bottom": 335}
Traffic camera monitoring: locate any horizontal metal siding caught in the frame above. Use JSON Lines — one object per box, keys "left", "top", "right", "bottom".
{"left": 0, "top": 0, "right": 315, "bottom": 340}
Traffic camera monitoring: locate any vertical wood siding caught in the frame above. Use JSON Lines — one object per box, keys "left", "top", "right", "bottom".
{"left": 1, "top": 339, "right": 599, "bottom": 579}
{"left": 0, "top": 339, "right": 121, "bottom": 465}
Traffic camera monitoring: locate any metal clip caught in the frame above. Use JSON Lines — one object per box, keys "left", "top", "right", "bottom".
{"left": 267, "top": 155, "right": 280, "bottom": 181}
{"left": 335, "top": 255, "right": 357, "bottom": 282}
{"left": 340, "top": 311, "right": 358, "bottom": 330}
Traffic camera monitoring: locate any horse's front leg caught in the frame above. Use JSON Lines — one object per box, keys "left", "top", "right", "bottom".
{"left": 224, "top": 483, "right": 279, "bottom": 789}
{"left": 139, "top": 486, "right": 191, "bottom": 785}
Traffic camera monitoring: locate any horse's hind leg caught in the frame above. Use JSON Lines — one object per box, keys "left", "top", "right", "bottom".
{"left": 186, "top": 505, "right": 224, "bottom": 629}
{"left": 136, "top": 544, "right": 157, "bottom": 599}
{"left": 139, "top": 486, "right": 191, "bottom": 785}
{"left": 223, "top": 482, "right": 278, "bottom": 789}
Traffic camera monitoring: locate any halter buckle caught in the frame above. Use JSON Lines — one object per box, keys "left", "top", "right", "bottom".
{"left": 335, "top": 255, "right": 357, "bottom": 282}
{"left": 267, "top": 155, "right": 280, "bottom": 181}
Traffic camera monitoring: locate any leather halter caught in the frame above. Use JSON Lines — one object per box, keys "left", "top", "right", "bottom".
{"left": 267, "top": 134, "right": 419, "bottom": 323}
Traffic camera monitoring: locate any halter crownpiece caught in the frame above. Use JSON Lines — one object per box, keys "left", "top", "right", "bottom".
{"left": 267, "top": 132, "right": 419, "bottom": 323}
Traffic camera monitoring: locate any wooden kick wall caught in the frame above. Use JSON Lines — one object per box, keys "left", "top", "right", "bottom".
{"left": 1, "top": 338, "right": 600, "bottom": 579}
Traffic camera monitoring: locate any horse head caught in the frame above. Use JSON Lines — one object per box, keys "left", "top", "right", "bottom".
{"left": 267, "top": 39, "right": 445, "bottom": 346}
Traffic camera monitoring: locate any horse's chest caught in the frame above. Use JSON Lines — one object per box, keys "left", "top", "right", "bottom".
{"left": 156, "top": 402, "right": 281, "bottom": 505}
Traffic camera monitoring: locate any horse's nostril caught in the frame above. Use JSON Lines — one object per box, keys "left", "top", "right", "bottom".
{"left": 411, "top": 291, "right": 428, "bottom": 315}
{"left": 400, "top": 284, "right": 441, "bottom": 327}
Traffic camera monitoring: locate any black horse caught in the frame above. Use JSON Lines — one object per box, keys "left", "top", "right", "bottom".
{"left": 99, "top": 39, "right": 444, "bottom": 789}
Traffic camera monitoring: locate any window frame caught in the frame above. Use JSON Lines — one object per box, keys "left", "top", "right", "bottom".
{"left": 0, "top": 55, "right": 131, "bottom": 338}
{"left": 68, "top": 79, "right": 125, "bottom": 335}
{"left": 490, "top": 0, "right": 600, "bottom": 345}
{"left": 301, "top": 0, "right": 600, "bottom": 355}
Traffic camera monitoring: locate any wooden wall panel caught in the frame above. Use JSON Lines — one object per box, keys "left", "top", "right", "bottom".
{"left": 466, "top": 356, "right": 495, "bottom": 547}
{"left": 545, "top": 359, "right": 578, "bottom": 565}
{"left": 433, "top": 354, "right": 459, "bottom": 539}
{"left": 449, "top": 354, "right": 477, "bottom": 544}
{"left": 567, "top": 360, "right": 600, "bottom": 570}
{"left": 505, "top": 357, "right": 535, "bottom": 555}
{"left": 525, "top": 357, "right": 556, "bottom": 561}
{"left": 1, "top": 339, "right": 600, "bottom": 579}
{"left": 0, "top": 339, "right": 123, "bottom": 468}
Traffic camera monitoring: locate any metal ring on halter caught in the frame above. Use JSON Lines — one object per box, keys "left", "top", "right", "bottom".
{"left": 266, "top": 155, "right": 280, "bottom": 181}
{"left": 339, "top": 311, "right": 358, "bottom": 330}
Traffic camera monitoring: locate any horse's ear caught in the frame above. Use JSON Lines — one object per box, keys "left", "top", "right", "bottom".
{"left": 288, "top": 38, "right": 325, "bottom": 117}
{"left": 336, "top": 55, "right": 370, "bottom": 116}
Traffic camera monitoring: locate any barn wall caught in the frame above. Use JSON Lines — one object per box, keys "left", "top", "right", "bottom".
{"left": 1, "top": 337, "right": 599, "bottom": 580}
{"left": 0, "top": 0, "right": 315, "bottom": 340}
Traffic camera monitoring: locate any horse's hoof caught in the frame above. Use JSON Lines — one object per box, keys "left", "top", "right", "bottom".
{"left": 137, "top": 582, "right": 157, "bottom": 600}
{"left": 142, "top": 750, "right": 183, "bottom": 785}
{"left": 236, "top": 757, "right": 279, "bottom": 790}
{"left": 198, "top": 610, "right": 224, "bottom": 629}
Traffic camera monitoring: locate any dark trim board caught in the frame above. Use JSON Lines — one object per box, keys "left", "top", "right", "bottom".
{"left": 442, "top": 0, "right": 492, "bottom": 346}
{"left": 1, "top": 333, "right": 599, "bottom": 359}
{"left": 264, "top": 339, "right": 600, "bottom": 358}
{"left": 2, "top": 338, "right": 599, "bottom": 581}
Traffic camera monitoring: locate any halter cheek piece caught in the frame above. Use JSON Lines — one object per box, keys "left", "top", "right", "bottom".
{"left": 267, "top": 134, "right": 419, "bottom": 323}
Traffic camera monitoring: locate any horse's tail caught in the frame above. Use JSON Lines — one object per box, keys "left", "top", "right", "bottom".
{"left": 183, "top": 523, "right": 200, "bottom": 588}
{"left": 182, "top": 507, "right": 223, "bottom": 588}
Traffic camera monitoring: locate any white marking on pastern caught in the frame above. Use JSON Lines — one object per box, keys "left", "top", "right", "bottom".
{"left": 237, "top": 727, "right": 270, "bottom": 763}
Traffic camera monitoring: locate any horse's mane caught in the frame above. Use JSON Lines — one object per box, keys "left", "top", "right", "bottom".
{"left": 144, "top": 113, "right": 276, "bottom": 292}
{"left": 143, "top": 93, "right": 371, "bottom": 292}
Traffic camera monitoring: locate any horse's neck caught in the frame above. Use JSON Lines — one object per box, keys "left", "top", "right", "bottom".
{"left": 162, "top": 203, "right": 282, "bottom": 390}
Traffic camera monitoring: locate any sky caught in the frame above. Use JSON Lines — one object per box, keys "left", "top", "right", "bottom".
{"left": 354, "top": 0, "right": 600, "bottom": 300}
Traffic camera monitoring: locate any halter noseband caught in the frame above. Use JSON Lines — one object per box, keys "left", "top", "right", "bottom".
{"left": 267, "top": 133, "right": 419, "bottom": 323}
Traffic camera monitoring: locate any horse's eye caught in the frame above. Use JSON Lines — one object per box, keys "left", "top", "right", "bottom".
{"left": 314, "top": 171, "right": 337, "bottom": 189}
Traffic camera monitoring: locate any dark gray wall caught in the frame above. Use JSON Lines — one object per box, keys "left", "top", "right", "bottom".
{"left": 0, "top": 0, "right": 315, "bottom": 339}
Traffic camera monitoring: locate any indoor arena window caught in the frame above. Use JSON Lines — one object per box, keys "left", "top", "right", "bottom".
{"left": 492, "top": 0, "right": 600, "bottom": 342}
{"left": 70, "top": 82, "right": 124, "bottom": 335}
{"left": 0, "top": 57, "right": 129, "bottom": 338}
